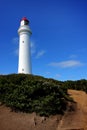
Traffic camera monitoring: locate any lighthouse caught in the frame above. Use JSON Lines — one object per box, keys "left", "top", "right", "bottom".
{"left": 18, "top": 17, "right": 32, "bottom": 74}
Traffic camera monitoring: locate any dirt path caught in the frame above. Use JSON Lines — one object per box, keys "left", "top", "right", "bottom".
{"left": 68, "top": 89, "right": 87, "bottom": 130}
{"left": 57, "top": 89, "right": 87, "bottom": 130}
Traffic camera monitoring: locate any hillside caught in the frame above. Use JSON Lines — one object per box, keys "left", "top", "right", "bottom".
{"left": 0, "top": 74, "right": 87, "bottom": 130}
{"left": 0, "top": 89, "right": 87, "bottom": 130}
{"left": 0, "top": 74, "right": 73, "bottom": 116}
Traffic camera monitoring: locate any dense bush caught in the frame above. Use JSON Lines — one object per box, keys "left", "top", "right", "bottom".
{"left": 63, "top": 79, "right": 87, "bottom": 93}
{"left": 1, "top": 74, "right": 87, "bottom": 116}
{"left": 0, "top": 74, "right": 73, "bottom": 116}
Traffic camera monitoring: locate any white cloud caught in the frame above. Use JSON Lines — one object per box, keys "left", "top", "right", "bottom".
{"left": 48, "top": 60, "right": 83, "bottom": 68}
{"left": 30, "top": 41, "right": 46, "bottom": 59}
{"left": 14, "top": 48, "right": 19, "bottom": 55}
{"left": 12, "top": 37, "right": 19, "bottom": 56}
{"left": 55, "top": 74, "right": 61, "bottom": 78}
{"left": 45, "top": 71, "right": 51, "bottom": 75}
{"left": 35, "top": 50, "right": 46, "bottom": 59}
{"left": 12, "top": 37, "right": 18, "bottom": 44}
{"left": 30, "top": 41, "right": 36, "bottom": 55}
{"left": 69, "top": 54, "right": 77, "bottom": 59}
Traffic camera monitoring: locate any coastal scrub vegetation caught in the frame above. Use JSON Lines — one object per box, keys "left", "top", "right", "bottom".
{"left": 0, "top": 74, "right": 86, "bottom": 116}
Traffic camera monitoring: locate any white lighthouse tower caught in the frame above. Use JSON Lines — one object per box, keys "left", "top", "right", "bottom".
{"left": 18, "top": 17, "right": 32, "bottom": 74}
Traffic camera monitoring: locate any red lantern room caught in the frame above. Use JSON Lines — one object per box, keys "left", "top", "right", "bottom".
{"left": 20, "top": 17, "right": 29, "bottom": 26}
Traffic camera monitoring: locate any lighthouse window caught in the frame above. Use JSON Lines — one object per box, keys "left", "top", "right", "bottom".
{"left": 22, "top": 69, "right": 24, "bottom": 71}
{"left": 22, "top": 41, "right": 24, "bottom": 43}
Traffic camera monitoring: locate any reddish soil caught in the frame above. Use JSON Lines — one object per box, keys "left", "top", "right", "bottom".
{"left": 0, "top": 89, "right": 87, "bottom": 130}
{"left": 0, "top": 104, "right": 61, "bottom": 130}
{"left": 57, "top": 89, "right": 87, "bottom": 130}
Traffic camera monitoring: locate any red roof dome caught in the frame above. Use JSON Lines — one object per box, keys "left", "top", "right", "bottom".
{"left": 21, "top": 17, "right": 29, "bottom": 22}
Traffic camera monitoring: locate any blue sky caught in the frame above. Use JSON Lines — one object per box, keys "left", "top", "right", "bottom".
{"left": 0, "top": 0, "right": 87, "bottom": 81}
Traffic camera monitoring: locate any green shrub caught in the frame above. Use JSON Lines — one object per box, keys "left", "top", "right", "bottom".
{"left": 0, "top": 74, "right": 76, "bottom": 116}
